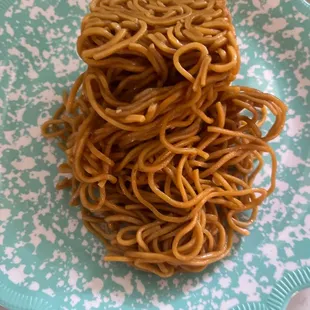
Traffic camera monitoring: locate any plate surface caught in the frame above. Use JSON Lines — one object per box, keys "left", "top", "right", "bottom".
{"left": 0, "top": 1, "right": 310, "bottom": 309}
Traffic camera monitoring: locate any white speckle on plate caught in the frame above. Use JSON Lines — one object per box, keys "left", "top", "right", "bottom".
{"left": 278, "top": 149, "right": 310, "bottom": 168}
{"left": 42, "top": 288, "right": 55, "bottom": 297}
{"left": 284, "top": 247, "right": 294, "bottom": 258}
{"left": 151, "top": 294, "right": 174, "bottom": 310}
{"left": 233, "top": 273, "right": 260, "bottom": 302}
{"left": 286, "top": 116, "right": 305, "bottom": 137}
{"left": 70, "top": 294, "right": 81, "bottom": 307}
{"left": 182, "top": 279, "right": 203, "bottom": 296}
{"left": 5, "top": 22, "right": 14, "bottom": 36}
{"left": 223, "top": 260, "right": 237, "bottom": 272}
{"left": 67, "top": 0, "right": 89, "bottom": 11}
{"left": 135, "top": 279, "right": 145, "bottom": 295}
{"left": 111, "top": 272, "right": 134, "bottom": 295}
{"left": 83, "top": 278, "right": 104, "bottom": 296}
{"left": 219, "top": 277, "right": 231, "bottom": 289}
{"left": 220, "top": 298, "right": 239, "bottom": 310}
{"left": 263, "top": 18, "right": 287, "bottom": 33}
{"left": 0, "top": 209, "right": 11, "bottom": 221}
{"left": 68, "top": 268, "right": 82, "bottom": 292}
{"left": 29, "top": 281, "right": 40, "bottom": 291}
{"left": 3, "top": 265, "right": 28, "bottom": 285}
{"left": 11, "top": 156, "right": 36, "bottom": 171}
{"left": 292, "top": 194, "right": 308, "bottom": 205}
{"left": 109, "top": 290, "right": 125, "bottom": 308}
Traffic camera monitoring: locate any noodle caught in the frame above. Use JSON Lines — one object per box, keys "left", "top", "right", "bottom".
{"left": 42, "top": 0, "right": 287, "bottom": 277}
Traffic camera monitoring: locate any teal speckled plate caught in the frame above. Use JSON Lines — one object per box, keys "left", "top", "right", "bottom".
{"left": 1, "top": 1, "right": 310, "bottom": 309}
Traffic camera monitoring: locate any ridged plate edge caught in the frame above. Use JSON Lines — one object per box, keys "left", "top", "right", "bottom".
{"left": 267, "top": 267, "right": 310, "bottom": 310}
{"left": 0, "top": 281, "right": 53, "bottom": 310}
{"left": 231, "top": 302, "right": 268, "bottom": 310}
{"left": 232, "top": 267, "right": 310, "bottom": 310}
{"left": 0, "top": 0, "right": 11, "bottom": 16}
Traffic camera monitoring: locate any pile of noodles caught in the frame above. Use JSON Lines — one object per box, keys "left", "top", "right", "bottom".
{"left": 42, "top": 0, "right": 287, "bottom": 277}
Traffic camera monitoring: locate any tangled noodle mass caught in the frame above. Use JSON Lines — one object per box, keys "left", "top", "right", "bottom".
{"left": 42, "top": 0, "right": 287, "bottom": 277}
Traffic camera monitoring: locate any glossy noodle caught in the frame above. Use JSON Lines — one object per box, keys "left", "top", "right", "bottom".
{"left": 42, "top": 0, "right": 286, "bottom": 277}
